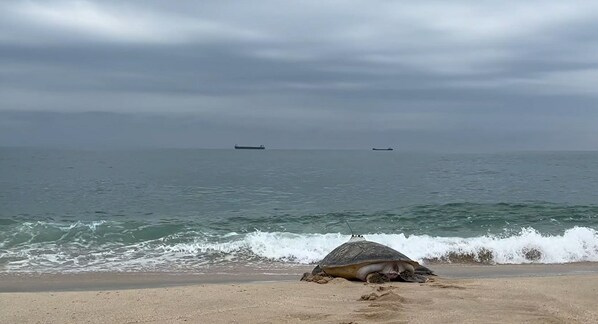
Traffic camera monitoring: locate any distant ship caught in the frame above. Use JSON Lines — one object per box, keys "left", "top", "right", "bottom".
{"left": 372, "top": 148, "right": 393, "bottom": 151}
{"left": 234, "top": 145, "right": 265, "bottom": 150}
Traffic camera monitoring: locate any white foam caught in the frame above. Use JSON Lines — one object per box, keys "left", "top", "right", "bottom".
{"left": 243, "top": 232, "right": 348, "bottom": 263}
{"left": 366, "top": 227, "right": 598, "bottom": 264}
{"left": 2, "top": 226, "right": 598, "bottom": 273}
{"left": 205, "top": 226, "right": 598, "bottom": 264}
{"left": 65, "top": 220, "right": 107, "bottom": 231}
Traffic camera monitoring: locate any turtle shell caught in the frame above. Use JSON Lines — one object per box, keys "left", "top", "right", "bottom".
{"left": 320, "top": 239, "right": 418, "bottom": 268}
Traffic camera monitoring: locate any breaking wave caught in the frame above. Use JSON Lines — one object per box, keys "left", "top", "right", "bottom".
{"left": 1, "top": 220, "right": 597, "bottom": 272}
{"left": 198, "top": 227, "right": 598, "bottom": 265}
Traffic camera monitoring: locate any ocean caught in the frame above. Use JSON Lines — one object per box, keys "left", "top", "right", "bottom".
{"left": 1, "top": 148, "right": 597, "bottom": 273}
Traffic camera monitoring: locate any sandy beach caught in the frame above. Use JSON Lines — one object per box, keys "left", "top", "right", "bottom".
{"left": 2, "top": 264, "right": 598, "bottom": 323}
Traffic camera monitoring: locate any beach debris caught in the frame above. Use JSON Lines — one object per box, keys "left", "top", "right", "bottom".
{"left": 305, "top": 235, "right": 435, "bottom": 284}
{"left": 431, "top": 283, "right": 466, "bottom": 290}
{"left": 360, "top": 289, "right": 405, "bottom": 302}
{"left": 377, "top": 285, "right": 393, "bottom": 292}
{"left": 360, "top": 292, "right": 380, "bottom": 301}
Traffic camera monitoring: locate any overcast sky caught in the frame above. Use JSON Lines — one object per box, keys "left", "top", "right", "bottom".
{"left": 1, "top": 1, "right": 598, "bottom": 151}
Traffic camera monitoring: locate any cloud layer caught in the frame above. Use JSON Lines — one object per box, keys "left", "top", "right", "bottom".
{"left": 1, "top": 1, "right": 598, "bottom": 150}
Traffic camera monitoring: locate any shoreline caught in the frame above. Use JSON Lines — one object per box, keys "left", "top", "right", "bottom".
{"left": 2, "top": 262, "right": 598, "bottom": 292}
{"left": 2, "top": 271, "right": 598, "bottom": 323}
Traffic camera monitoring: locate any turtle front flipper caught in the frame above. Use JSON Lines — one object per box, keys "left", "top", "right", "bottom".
{"left": 414, "top": 264, "right": 436, "bottom": 276}
{"left": 366, "top": 272, "right": 390, "bottom": 284}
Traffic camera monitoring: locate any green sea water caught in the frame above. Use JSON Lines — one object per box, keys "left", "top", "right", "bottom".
{"left": 1, "top": 148, "right": 597, "bottom": 272}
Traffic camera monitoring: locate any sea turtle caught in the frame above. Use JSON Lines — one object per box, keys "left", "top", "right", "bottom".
{"left": 305, "top": 235, "right": 434, "bottom": 284}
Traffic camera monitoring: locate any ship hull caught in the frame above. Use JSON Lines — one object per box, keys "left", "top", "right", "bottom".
{"left": 234, "top": 145, "right": 265, "bottom": 150}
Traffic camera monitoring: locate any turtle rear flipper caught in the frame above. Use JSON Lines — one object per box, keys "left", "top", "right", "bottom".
{"left": 399, "top": 272, "right": 428, "bottom": 283}
{"left": 414, "top": 264, "right": 436, "bottom": 276}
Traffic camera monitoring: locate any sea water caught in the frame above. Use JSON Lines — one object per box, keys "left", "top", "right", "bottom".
{"left": 1, "top": 148, "right": 597, "bottom": 273}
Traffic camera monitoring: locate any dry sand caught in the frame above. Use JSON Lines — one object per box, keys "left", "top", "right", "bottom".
{"left": 1, "top": 267, "right": 598, "bottom": 323}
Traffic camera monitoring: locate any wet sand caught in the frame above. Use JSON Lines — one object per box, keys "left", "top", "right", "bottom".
{"left": 2, "top": 263, "right": 598, "bottom": 323}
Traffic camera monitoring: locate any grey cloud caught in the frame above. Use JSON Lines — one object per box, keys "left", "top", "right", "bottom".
{"left": 1, "top": 0, "right": 598, "bottom": 151}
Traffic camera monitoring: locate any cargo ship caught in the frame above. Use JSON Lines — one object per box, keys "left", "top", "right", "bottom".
{"left": 234, "top": 145, "right": 265, "bottom": 150}
{"left": 372, "top": 148, "right": 393, "bottom": 151}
